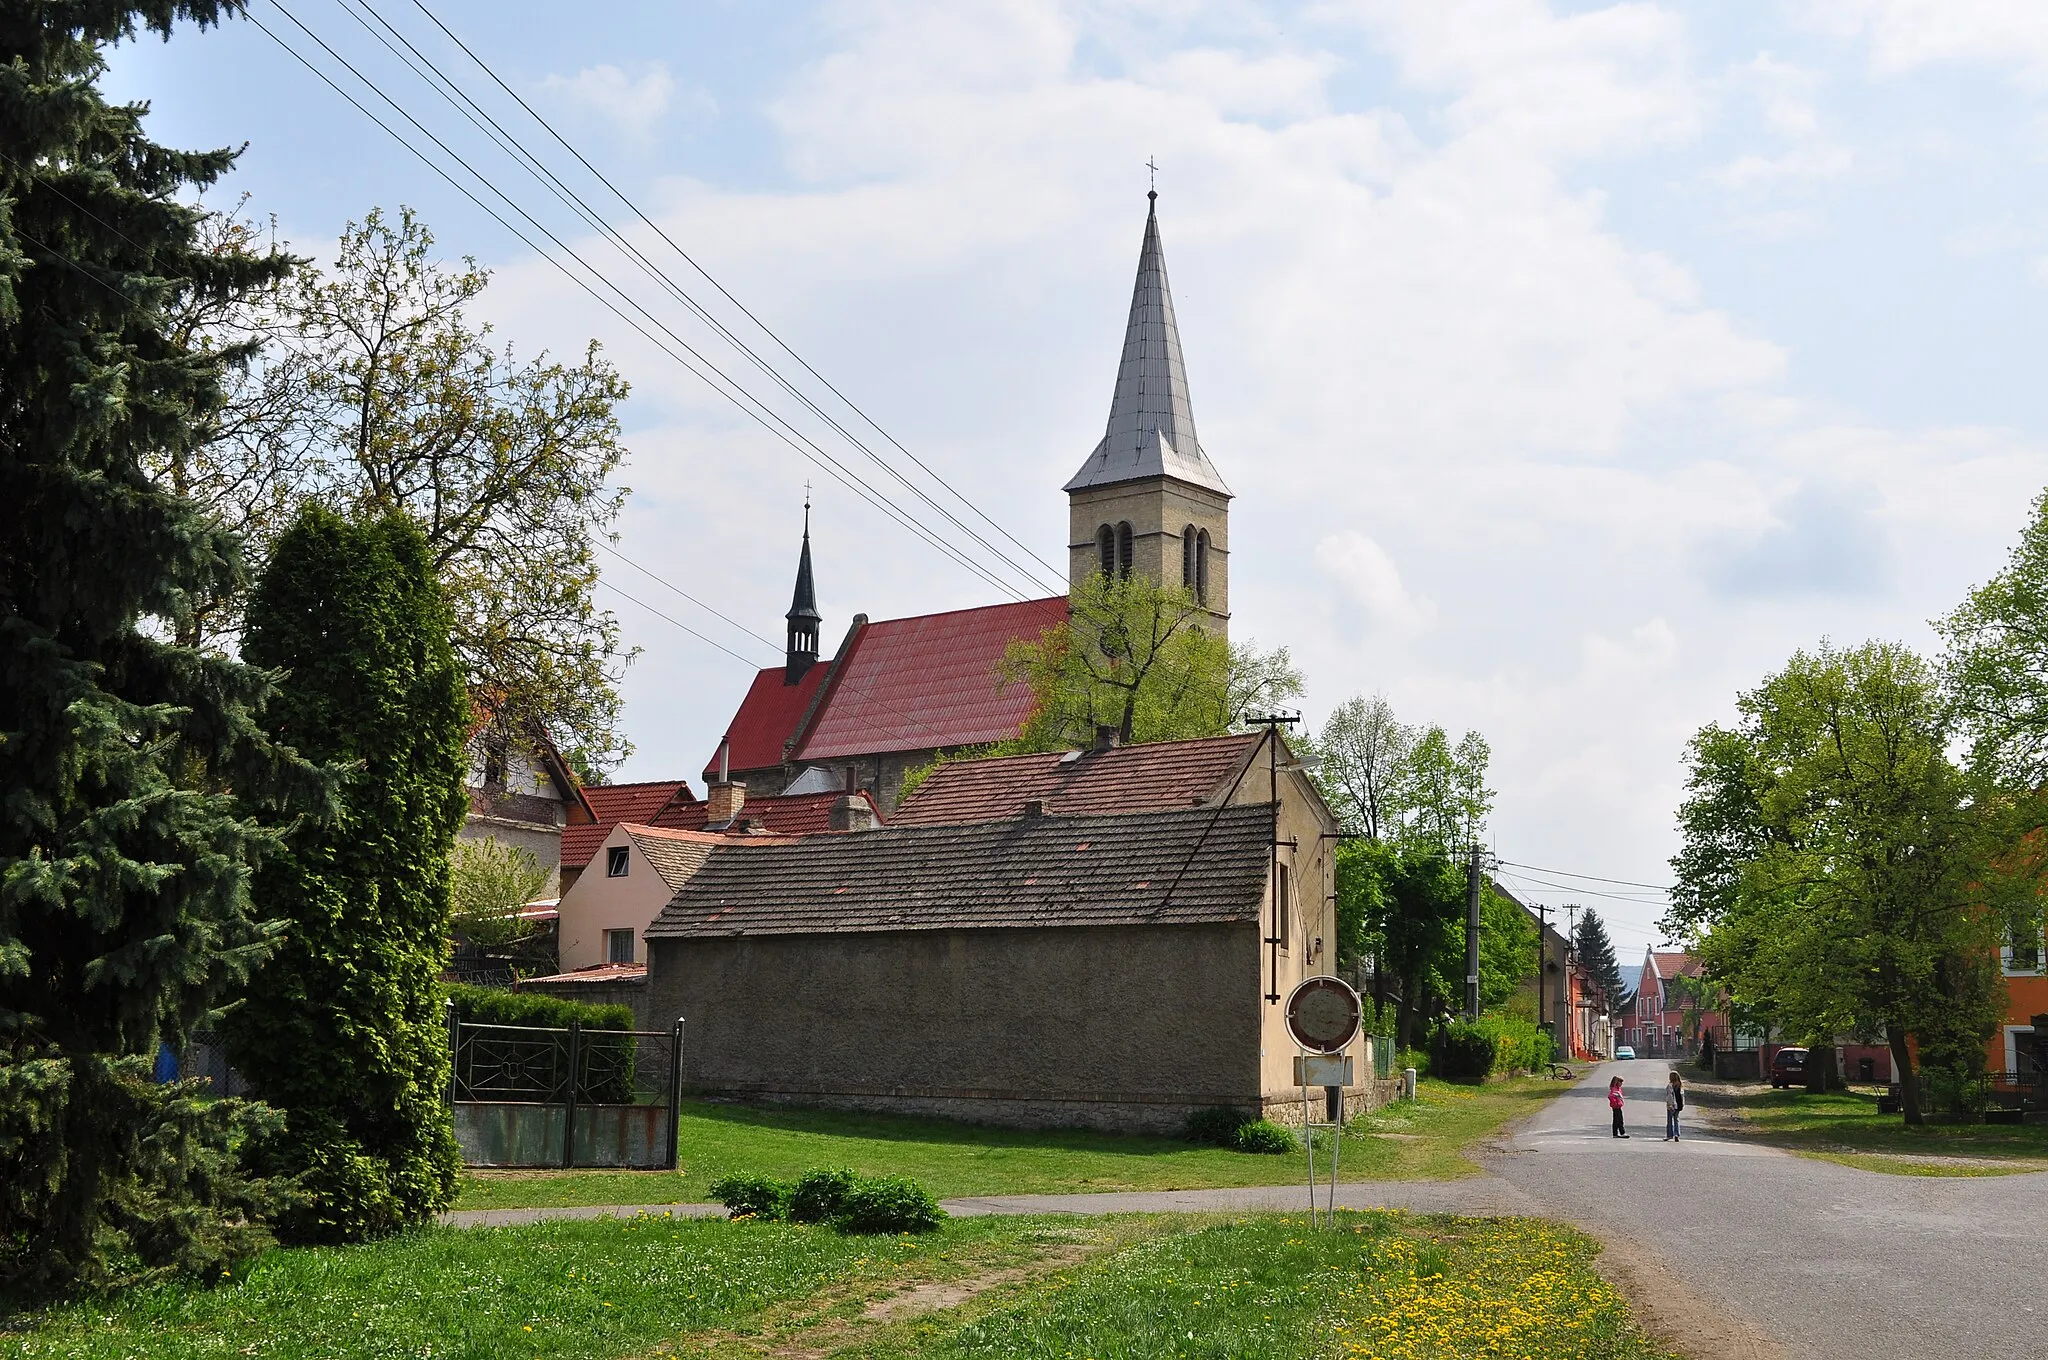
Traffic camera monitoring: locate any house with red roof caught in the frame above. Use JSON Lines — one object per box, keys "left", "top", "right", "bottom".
{"left": 701, "top": 190, "right": 1236, "bottom": 815}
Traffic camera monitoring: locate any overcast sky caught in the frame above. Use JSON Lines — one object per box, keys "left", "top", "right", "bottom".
{"left": 110, "top": 0, "right": 2048, "bottom": 964}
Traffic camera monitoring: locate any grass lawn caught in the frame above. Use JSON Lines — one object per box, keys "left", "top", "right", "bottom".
{"left": 823, "top": 1212, "right": 1676, "bottom": 1360}
{"left": 8, "top": 1211, "right": 1675, "bottom": 1360}
{"left": 1724, "top": 1086, "right": 2048, "bottom": 1170}
{"left": 454, "top": 1077, "right": 1563, "bottom": 1212}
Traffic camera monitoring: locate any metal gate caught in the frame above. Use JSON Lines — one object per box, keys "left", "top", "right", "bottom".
{"left": 448, "top": 1016, "right": 684, "bottom": 1169}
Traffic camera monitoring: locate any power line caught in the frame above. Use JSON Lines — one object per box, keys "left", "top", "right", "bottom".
{"left": 254, "top": 1, "right": 1038, "bottom": 604}
{"left": 335, "top": 0, "right": 1065, "bottom": 597}
{"left": 398, "top": 0, "right": 1069, "bottom": 591}
{"left": 1496, "top": 859, "right": 1675, "bottom": 892}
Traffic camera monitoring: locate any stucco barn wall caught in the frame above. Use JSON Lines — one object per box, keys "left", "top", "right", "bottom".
{"left": 648, "top": 921, "right": 1262, "bottom": 1132}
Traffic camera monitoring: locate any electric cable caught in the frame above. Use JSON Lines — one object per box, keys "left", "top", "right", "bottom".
{"left": 255, "top": 0, "right": 1036, "bottom": 603}
{"left": 336, "top": 0, "right": 1064, "bottom": 597}
{"left": 1495, "top": 859, "right": 1675, "bottom": 892}
{"left": 399, "top": 0, "right": 1069, "bottom": 590}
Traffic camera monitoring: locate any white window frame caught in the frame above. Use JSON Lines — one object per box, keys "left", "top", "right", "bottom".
{"left": 2001, "top": 927, "right": 2045, "bottom": 977}
{"left": 606, "top": 845, "right": 630, "bottom": 878}
{"left": 604, "top": 928, "right": 636, "bottom": 965}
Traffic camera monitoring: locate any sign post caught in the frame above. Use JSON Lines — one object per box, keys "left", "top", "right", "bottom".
{"left": 1284, "top": 975, "right": 1362, "bottom": 1228}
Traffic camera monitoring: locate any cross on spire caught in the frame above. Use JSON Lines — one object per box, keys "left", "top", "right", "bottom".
{"left": 1146, "top": 155, "right": 1158, "bottom": 198}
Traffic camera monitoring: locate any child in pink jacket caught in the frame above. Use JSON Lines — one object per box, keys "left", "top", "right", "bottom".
{"left": 1608, "top": 1076, "right": 1629, "bottom": 1138}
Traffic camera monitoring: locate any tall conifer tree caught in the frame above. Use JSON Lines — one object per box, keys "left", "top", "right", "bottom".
{"left": 0, "top": 1, "right": 314, "bottom": 1291}
{"left": 228, "top": 507, "right": 470, "bottom": 1241}
{"left": 1574, "top": 910, "right": 1628, "bottom": 1005}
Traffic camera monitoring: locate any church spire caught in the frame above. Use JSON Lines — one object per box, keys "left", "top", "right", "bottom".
{"left": 785, "top": 497, "right": 822, "bottom": 684}
{"left": 1064, "top": 191, "right": 1231, "bottom": 496}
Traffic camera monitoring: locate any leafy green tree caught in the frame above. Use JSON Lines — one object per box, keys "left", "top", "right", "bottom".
{"left": 180, "top": 207, "right": 634, "bottom": 773}
{"left": 1396, "top": 725, "right": 1493, "bottom": 852}
{"left": 1664, "top": 642, "right": 2003, "bottom": 1124}
{"left": 1477, "top": 887, "right": 1537, "bottom": 1013}
{"left": 1309, "top": 693, "right": 1413, "bottom": 840}
{"left": 449, "top": 836, "right": 552, "bottom": 949}
{"left": 0, "top": 0, "right": 326, "bottom": 1293}
{"left": 226, "top": 507, "right": 470, "bottom": 1241}
{"left": 1336, "top": 840, "right": 1467, "bottom": 1050}
{"left": 1002, "top": 572, "right": 1301, "bottom": 749}
{"left": 1573, "top": 910, "right": 1627, "bottom": 1007}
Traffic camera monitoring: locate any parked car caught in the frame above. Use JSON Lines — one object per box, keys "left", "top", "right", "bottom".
{"left": 1769, "top": 1047, "right": 1809, "bottom": 1088}
{"left": 1614, "top": 1046, "right": 1636, "bottom": 1061}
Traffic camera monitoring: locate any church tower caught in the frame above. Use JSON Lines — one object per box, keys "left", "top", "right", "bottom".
{"left": 785, "top": 501, "right": 822, "bottom": 684}
{"left": 1065, "top": 190, "right": 1231, "bottom": 636}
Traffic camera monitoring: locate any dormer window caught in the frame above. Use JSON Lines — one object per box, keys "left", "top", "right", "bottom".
{"left": 606, "top": 845, "right": 629, "bottom": 877}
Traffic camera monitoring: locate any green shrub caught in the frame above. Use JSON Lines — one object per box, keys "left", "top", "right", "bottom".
{"left": 1432, "top": 1022, "right": 1497, "bottom": 1084}
{"left": 1432, "top": 1015, "right": 1556, "bottom": 1084}
{"left": 834, "top": 1176, "right": 947, "bottom": 1234}
{"left": 705, "top": 1171, "right": 945, "bottom": 1233}
{"left": 707, "top": 1174, "right": 791, "bottom": 1220}
{"left": 1183, "top": 1106, "right": 1257, "bottom": 1148}
{"left": 1230, "top": 1119, "right": 1298, "bottom": 1155}
{"left": 788, "top": 1169, "right": 859, "bottom": 1224}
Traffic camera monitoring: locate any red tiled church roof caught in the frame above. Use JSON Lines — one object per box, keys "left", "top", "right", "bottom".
{"left": 795, "top": 597, "right": 1066, "bottom": 760}
{"left": 892, "top": 733, "right": 1264, "bottom": 827}
{"left": 703, "top": 661, "right": 830, "bottom": 779}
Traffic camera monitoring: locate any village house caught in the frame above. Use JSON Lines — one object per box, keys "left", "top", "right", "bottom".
{"left": 704, "top": 190, "right": 1233, "bottom": 812}
{"left": 1490, "top": 881, "right": 1613, "bottom": 1061}
{"left": 1997, "top": 922, "right": 2047, "bottom": 1078}
{"left": 459, "top": 720, "right": 595, "bottom": 896}
{"left": 642, "top": 789, "right": 1357, "bottom": 1134}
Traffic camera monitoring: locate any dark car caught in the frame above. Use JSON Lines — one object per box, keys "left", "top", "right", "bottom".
{"left": 1769, "top": 1047, "right": 1809, "bottom": 1089}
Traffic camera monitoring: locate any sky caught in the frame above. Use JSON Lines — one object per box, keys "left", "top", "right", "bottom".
{"left": 105, "top": 0, "right": 2048, "bottom": 966}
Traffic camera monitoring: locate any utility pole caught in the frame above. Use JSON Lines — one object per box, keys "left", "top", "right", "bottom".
{"left": 1562, "top": 903, "right": 1581, "bottom": 1057}
{"left": 1534, "top": 901, "right": 1550, "bottom": 1036}
{"left": 1464, "top": 842, "right": 1482, "bottom": 1020}
{"left": 1250, "top": 713, "right": 1301, "bottom": 1005}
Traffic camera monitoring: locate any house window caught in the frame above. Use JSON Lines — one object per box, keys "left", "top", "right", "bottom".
{"left": 2005, "top": 927, "right": 2044, "bottom": 975}
{"left": 605, "top": 928, "right": 636, "bottom": 965}
{"left": 606, "top": 845, "right": 629, "bottom": 877}
{"left": 1116, "top": 522, "right": 1134, "bottom": 579}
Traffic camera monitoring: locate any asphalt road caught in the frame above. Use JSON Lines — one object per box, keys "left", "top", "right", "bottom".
{"left": 1485, "top": 1059, "right": 2048, "bottom": 1360}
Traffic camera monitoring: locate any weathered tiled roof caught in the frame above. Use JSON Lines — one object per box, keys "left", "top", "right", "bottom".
{"left": 891, "top": 733, "right": 1264, "bottom": 827}
{"left": 622, "top": 825, "right": 725, "bottom": 893}
{"left": 519, "top": 963, "right": 647, "bottom": 986}
{"left": 792, "top": 597, "right": 1066, "bottom": 760}
{"left": 646, "top": 802, "right": 1274, "bottom": 940}
{"left": 651, "top": 789, "right": 882, "bottom": 837}
{"left": 562, "top": 781, "right": 695, "bottom": 868}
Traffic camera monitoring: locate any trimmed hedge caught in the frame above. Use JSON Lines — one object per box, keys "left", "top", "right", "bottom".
{"left": 447, "top": 984, "right": 633, "bottom": 1031}
{"left": 708, "top": 1169, "right": 947, "bottom": 1234}
{"left": 447, "top": 984, "right": 638, "bottom": 1105}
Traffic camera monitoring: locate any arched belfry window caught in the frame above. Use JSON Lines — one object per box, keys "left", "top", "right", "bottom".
{"left": 1116, "top": 522, "right": 1134, "bottom": 579}
{"left": 1181, "top": 525, "right": 1198, "bottom": 589}
{"left": 1194, "top": 529, "right": 1211, "bottom": 603}
{"left": 1097, "top": 524, "right": 1116, "bottom": 579}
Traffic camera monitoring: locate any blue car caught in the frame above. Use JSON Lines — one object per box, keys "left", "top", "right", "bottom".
{"left": 1614, "top": 1046, "right": 1636, "bottom": 1061}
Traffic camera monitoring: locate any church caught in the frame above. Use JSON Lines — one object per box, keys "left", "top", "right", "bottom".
{"left": 706, "top": 192, "right": 1235, "bottom": 810}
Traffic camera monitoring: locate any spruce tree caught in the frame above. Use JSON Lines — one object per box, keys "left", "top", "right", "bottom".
{"left": 0, "top": 1, "right": 314, "bottom": 1292}
{"left": 228, "top": 507, "right": 470, "bottom": 1242}
{"left": 1574, "top": 910, "right": 1628, "bottom": 1006}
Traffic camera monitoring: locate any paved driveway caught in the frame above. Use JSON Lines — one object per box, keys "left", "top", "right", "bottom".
{"left": 1486, "top": 1060, "right": 2048, "bottom": 1360}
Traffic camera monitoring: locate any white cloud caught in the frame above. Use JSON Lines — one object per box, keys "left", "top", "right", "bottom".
{"left": 540, "top": 63, "right": 705, "bottom": 141}
{"left": 1794, "top": 0, "right": 2048, "bottom": 87}
{"left": 1317, "top": 531, "right": 1434, "bottom": 630}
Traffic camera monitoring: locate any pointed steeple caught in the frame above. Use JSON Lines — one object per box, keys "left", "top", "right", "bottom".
{"left": 1064, "top": 192, "right": 1232, "bottom": 497}
{"left": 785, "top": 498, "right": 822, "bottom": 684}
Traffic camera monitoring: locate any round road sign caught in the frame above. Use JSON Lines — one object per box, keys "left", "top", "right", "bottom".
{"left": 1284, "top": 976, "right": 1362, "bottom": 1054}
